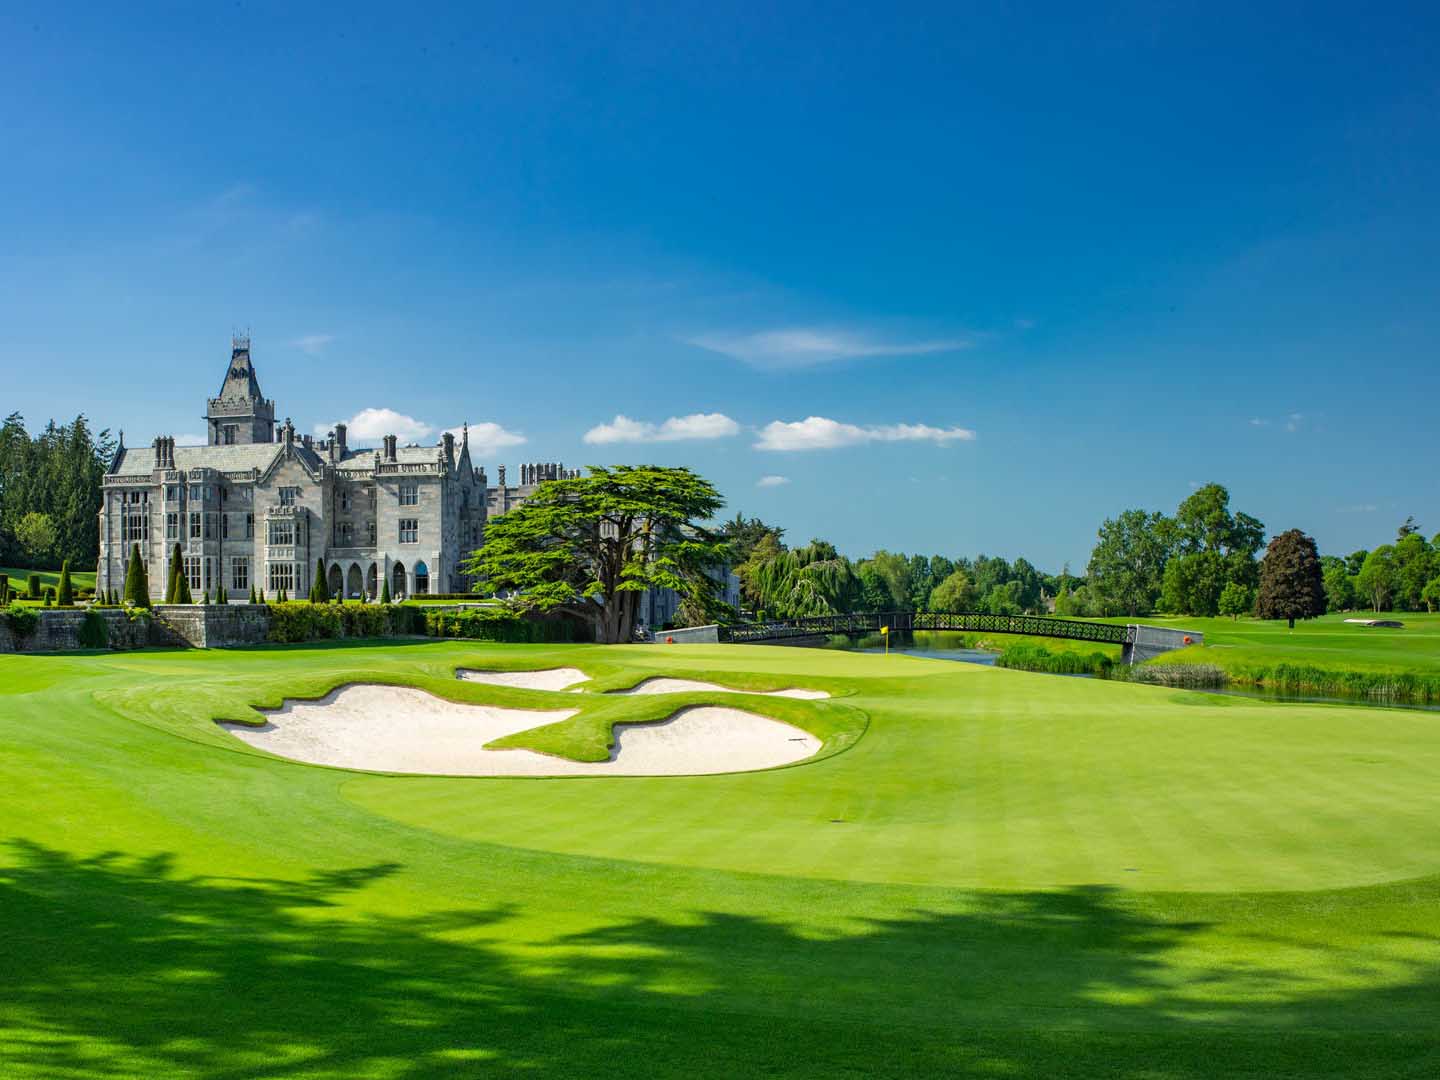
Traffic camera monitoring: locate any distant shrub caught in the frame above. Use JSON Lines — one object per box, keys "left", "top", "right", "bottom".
{"left": 27, "top": 575, "right": 41, "bottom": 599}
{"left": 77, "top": 609, "right": 109, "bottom": 649}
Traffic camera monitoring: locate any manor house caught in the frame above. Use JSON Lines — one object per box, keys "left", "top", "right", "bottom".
{"left": 98, "top": 336, "right": 577, "bottom": 603}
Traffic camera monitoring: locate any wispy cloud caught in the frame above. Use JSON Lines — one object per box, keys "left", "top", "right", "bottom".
{"left": 289, "top": 333, "right": 334, "bottom": 355}
{"left": 1285, "top": 412, "right": 1304, "bottom": 433}
{"left": 319, "top": 408, "right": 434, "bottom": 444}
{"left": 756, "top": 475, "right": 790, "bottom": 488}
{"left": 754, "top": 417, "right": 977, "bottom": 451}
{"left": 444, "top": 422, "right": 527, "bottom": 456}
{"left": 1249, "top": 412, "right": 1306, "bottom": 432}
{"left": 685, "top": 327, "right": 969, "bottom": 369}
{"left": 1248, "top": 417, "right": 1269, "bottom": 427}
{"left": 583, "top": 413, "right": 740, "bottom": 445}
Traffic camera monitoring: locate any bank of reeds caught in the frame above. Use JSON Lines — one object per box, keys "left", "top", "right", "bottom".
{"left": 1220, "top": 663, "right": 1440, "bottom": 704}
{"left": 994, "top": 643, "right": 1115, "bottom": 677}
{"left": 1121, "top": 664, "right": 1228, "bottom": 689}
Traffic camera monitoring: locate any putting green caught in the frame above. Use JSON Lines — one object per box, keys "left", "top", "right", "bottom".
{"left": 3, "top": 640, "right": 1438, "bottom": 1078}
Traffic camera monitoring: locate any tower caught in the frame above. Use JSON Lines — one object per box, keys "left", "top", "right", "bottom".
{"left": 205, "top": 334, "right": 276, "bottom": 445}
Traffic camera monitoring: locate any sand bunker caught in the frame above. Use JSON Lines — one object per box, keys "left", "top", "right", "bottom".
{"left": 611, "top": 677, "right": 829, "bottom": 699}
{"left": 456, "top": 667, "right": 589, "bottom": 691}
{"left": 219, "top": 684, "right": 820, "bottom": 776}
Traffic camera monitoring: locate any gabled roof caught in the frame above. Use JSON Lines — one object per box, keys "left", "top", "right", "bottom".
{"left": 110, "top": 442, "right": 284, "bottom": 477}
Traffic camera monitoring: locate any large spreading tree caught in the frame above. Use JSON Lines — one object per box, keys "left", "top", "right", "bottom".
{"left": 463, "top": 465, "right": 729, "bottom": 644}
{"left": 1254, "top": 528, "right": 1326, "bottom": 628}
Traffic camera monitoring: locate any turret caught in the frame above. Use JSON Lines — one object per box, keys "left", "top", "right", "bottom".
{"left": 205, "top": 334, "right": 276, "bottom": 445}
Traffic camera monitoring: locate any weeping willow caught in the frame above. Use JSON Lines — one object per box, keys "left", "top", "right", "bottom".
{"left": 748, "top": 540, "right": 862, "bottom": 618}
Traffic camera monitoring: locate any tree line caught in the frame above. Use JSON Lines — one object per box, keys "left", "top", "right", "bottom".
{"left": 0, "top": 413, "right": 115, "bottom": 571}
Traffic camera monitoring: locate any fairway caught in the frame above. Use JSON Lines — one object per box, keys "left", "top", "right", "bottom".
{"left": 3, "top": 640, "right": 1439, "bottom": 1078}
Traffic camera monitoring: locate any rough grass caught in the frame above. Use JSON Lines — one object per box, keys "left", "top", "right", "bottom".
{"left": 3, "top": 640, "right": 1440, "bottom": 1077}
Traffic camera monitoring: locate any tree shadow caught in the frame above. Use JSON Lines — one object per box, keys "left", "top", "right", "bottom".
{"left": 1, "top": 840, "right": 1436, "bottom": 1078}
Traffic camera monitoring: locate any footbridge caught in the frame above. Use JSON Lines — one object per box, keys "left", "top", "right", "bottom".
{"left": 711, "top": 612, "right": 1201, "bottom": 664}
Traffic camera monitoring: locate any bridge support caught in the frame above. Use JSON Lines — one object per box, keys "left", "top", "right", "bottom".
{"left": 1122, "top": 625, "right": 1203, "bottom": 665}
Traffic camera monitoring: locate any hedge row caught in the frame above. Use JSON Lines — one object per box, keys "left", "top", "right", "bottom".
{"left": 423, "top": 608, "right": 587, "bottom": 643}
{"left": 266, "top": 602, "right": 426, "bottom": 644}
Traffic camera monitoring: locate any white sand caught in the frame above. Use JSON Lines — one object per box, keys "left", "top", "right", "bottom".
{"left": 611, "top": 677, "right": 830, "bottom": 699}
{"left": 455, "top": 667, "right": 589, "bottom": 691}
{"left": 219, "top": 683, "right": 820, "bottom": 776}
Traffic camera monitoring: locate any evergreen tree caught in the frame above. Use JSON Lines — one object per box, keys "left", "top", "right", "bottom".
{"left": 122, "top": 543, "right": 150, "bottom": 608}
{"left": 249, "top": 584, "right": 257, "bottom": 604}
{"left": 175, "top": 562, "right": 194, "bottom": 605}
{"left": 56, "top": 560, "right": 74, "bottom": 606}
{"left": 165, "top": 544, "right": 183, "bottom": 604}
{"left": 1255, "top": 529, "right": 1326, "bottom": 628}
{"left": 216, "top": 583, "right": 227, "bottom": 604}
{"left": 26, "top": 574, "right": 40, "bottom": 599}
{"left": 381, "top": 579, "right": 391, "bottom": 604}
{"left": 311, "top": 558, "right": 330, "bottom": 603}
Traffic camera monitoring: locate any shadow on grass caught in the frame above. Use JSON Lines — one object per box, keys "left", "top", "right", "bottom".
{"left": 1, "top": 840, "right": 1436, "bottom": 1078}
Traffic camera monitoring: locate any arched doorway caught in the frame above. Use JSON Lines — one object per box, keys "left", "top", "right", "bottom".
{"left": 413, "top": 560, "right": 430, "bottom": 596}
{"left": 366, "top": 563, "right": 378, "bottom": 600}
{"left": 328, "top": 563, "right": 344, "bottom": 597}
{"left": 391, "top": 562, "right": 406, "bottom": 600}
{"left": 347, "top": 564, "right": 363, "bottom": 600}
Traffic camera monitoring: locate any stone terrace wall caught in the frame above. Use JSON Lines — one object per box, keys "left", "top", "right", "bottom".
{"left": 152, "top": 605, "right": 271, "bottom": 648}
{"left": 0, "top": 609, "right": 151, "bottom": 653}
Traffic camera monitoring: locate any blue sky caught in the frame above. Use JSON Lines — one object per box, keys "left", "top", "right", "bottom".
{"left": 3, "top": 2, "right": 1437, "bottom": 569}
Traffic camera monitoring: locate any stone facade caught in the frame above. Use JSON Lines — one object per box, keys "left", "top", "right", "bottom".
{"left": 0, "top": 609, "right": 150, "bottom": 653}
{"left": 97, "top": 337, "right": 577, "bottom": 605}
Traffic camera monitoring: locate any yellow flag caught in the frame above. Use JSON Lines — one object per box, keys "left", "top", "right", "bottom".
{"left": 881, "top": 626, "right": 889, "bottom": 635}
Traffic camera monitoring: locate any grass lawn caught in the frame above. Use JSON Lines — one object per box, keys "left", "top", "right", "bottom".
{"left": 1, "top": 564, "right": 97, "bottom": 593}
{"left": 3, "top": 640, "right": 1439, "bottom": 1077}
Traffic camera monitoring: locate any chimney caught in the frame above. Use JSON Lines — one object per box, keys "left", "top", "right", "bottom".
{"left": 442, "top": 431, "right": 455, "bottom": 466}
{"left": 497, "top": 464, "right": 506, "bottom": 487}
{"left": 383, "top": 435, "right": 397, "bottom": 462}
{"left": 153, "top": 437, "right": 164, "bottom": 468}
{"left": 302, "top": 433, "right": 313, "bottom": 451}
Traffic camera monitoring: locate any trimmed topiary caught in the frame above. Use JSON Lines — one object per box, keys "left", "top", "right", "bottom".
{"left": 57, "top": 561, "right": 74, "bottom": 607}
{"left": 27, "top": 574, "right": 41, "bottom": 600}
{"left": 380, "top": 579, "right": 391, "bottom": 604}
{"left": 165, "top": 544, "right": 183, "bottom": 604}
{"left": 123, "top": 543, "right": 151, "bottom": 608}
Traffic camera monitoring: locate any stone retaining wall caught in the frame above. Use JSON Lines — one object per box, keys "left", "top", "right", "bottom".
{"left": 151, "top": 605, "right": 272, "bottom": 648}
{"left": 0, "top": 609, "right": 151, "bottom": 653}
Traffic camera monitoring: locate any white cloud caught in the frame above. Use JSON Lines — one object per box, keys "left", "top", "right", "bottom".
{"left": 319, "top": 408, "right": 435, "bottom": 444}
{"left": 685, "top": 328, "right": 969, "bottom": 369}
{"left": 1248, "top": 417, "right": 1269, "bottom": 427}
{"left": 583, "top": 412, "right": 740, "bottom": 445}
{"left": 754, "top": 416, "right": 977, "bottom": 452}
{"left": 443, "top": 421, "right": 527, "bottom": 456}
{"left": 756, "top": 475, "right": 790, "bottom": 488}
{"left": 289, "top": 333, "right": 334, "bottom": 355}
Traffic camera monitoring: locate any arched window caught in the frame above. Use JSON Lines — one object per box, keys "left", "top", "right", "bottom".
{"left": 391, "top": 562, "right": 406, "bottom": 600}
{"left": 414, "top": 560, "right": 429, "bottom": 596}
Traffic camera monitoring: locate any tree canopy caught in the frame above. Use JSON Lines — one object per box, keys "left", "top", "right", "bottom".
{"left": 1255, "top": 529, "right": 1326, "bottom": 628}
{"left": 464, "top": 465, "right": 728, "bottom": 644}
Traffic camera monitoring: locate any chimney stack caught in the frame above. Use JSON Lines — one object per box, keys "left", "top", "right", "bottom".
{"left": 383, "top": 435, "right": 397, "bottom": 462}
{"left": 442, "top": 431, "right": 455, "bottom": 466}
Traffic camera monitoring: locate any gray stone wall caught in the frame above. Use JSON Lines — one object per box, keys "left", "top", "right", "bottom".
{"left": 152, "top": 605, "right": 272, "bottom": 648}
{"left": 0, "top": 609, "right": 150, "bottom": 653}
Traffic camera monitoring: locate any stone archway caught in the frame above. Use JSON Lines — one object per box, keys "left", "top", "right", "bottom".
{"left": 413, "top": 560, "right": 430, "bottom": 596}
{"left": 347, "top": 563, "right": 363, "bottom": 600}
{"left": 366, "top": 563, "right": 378, "bottom": 600}
{"left": 391, "top": 562, "right": 406, "bottom": 600}
{"left": 328, "top": 563, "right": 344, "bottom": 597}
